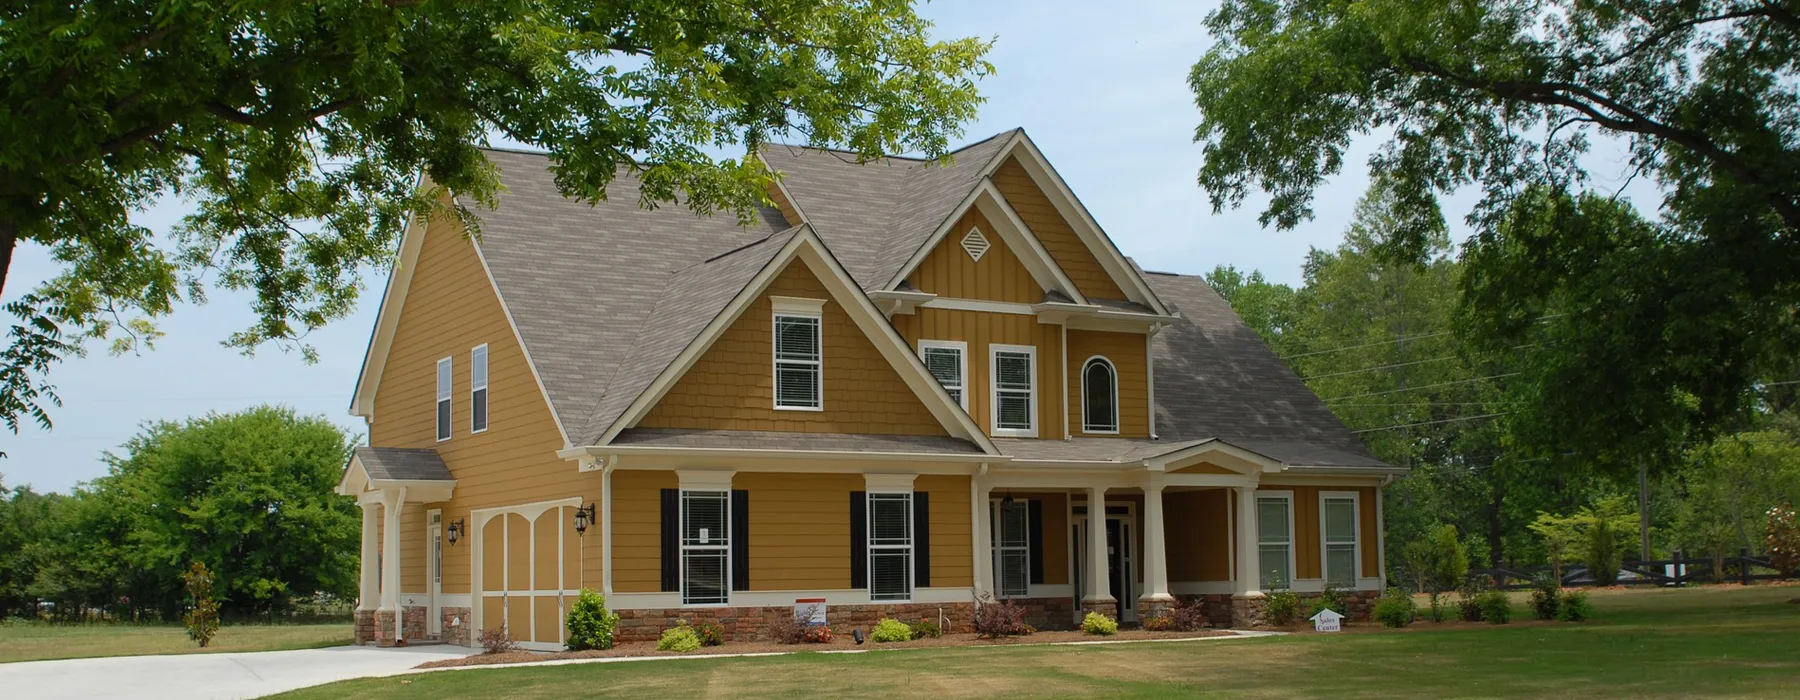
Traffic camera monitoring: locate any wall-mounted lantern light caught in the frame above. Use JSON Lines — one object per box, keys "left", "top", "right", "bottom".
{"left": 446, "top": 517, "right": 465, "bottom": 546}
{"left": 573, "top": 503, "right": 596, "bottom": 536}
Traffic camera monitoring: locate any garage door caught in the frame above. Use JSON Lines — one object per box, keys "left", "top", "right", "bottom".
{"left": 478, "top": 502, "right": 582, "bottom": 650}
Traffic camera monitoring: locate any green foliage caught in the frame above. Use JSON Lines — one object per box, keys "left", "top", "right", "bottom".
{"left": 1675, "top": 433, "right": 1800, "bottom": 580}
{"left": 1457, "top": 577, "right": 1488, "bottom": 622}
{"left": 1557, "top": 591, "right": 1593, "bottom": 623}
{"left": 1308, "top": 585, "right": 1347, "bottom": 619}
{"left": 1531, "top": 495, "right": 1637, "bottom": 586}
{"left": 870, "top": 618, "right": 913, "bottom": 643}
{"left": 1767, "top": 506, "right": 1800, "bottom": 577}
{"left": 690, "top": 619, "right": 725, "bottom": 647}
{"left": 1476, "top": 590, "right": 1512, "bottom": 625}
{"left": 972, "top": 598, "right": 1032, "bottom": 638}
{"left": 563, "top": 589, "right": 619, "bottom": 651}
{"left": 1528, "top": 576, "right": 1561, "bottom": 621}
{"left": 1373, "top": 588, "right": 1416, "bottom": 628}
{"left": 1263, "top": 589, "right": 1301, "bottom": 626}
{"left": 1142, "top": 616, "right": 1172, "bottom": 631}
{"left": 656, "top": 625, "right": 702, "bottom": 653}
{"left": 181, "top": 562, "right": 220, "bottom": 647}
{"left": 0, "top": 0, "right": 994, "bottom": 432}
{"left": 909, "top": 619, "right": 942, "bottom": 640}
{"left": 1408, "top": 525, "right": 1470, "bottom": 597}
{"left": 1080, "top": 612, "right": 1118, "bottom": 636}
{"left": 1585, "top": 519, "right": 1623, "bottom": 587}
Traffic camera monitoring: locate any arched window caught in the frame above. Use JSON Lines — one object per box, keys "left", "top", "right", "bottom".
{"left": 1082, "top": 357, "right": 1118, "bottom": 434}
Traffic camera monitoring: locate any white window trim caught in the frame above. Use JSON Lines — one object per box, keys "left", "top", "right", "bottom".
{"left": 989, "top": 498, "right": 1030, "bottom": 598}
{"left": 919, "top": 340, "right": 969, "bottom": 410}
{"left": 772, "top": 309, "right": 823, "bottom": 412}
{"left": 867, "top": 491, "right": 914, "bottom": 603}
{"left": 1319, "top": 490, "right": 1361, "bottom": 588}
{"left": 470, "top": 344, "right": 489, "bottom": 434}
{"left": 1080, "top": 355, "right": 1120, "bottom": 435}
{"left": 1254, "top": 489, "right": 1296, "bottom": 590}
{"left": 680, "top": 489, "right": 732, "bottom": 607}
{"left": 435, "top": 356, "right": 452, "bottom": 443}
{"left": 989, "top": 343, "right": 1038, "bottom": 438}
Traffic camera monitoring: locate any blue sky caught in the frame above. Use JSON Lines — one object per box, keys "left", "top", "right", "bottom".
{"left": 0, "top": 1, "right": 1652, "bottom": 492}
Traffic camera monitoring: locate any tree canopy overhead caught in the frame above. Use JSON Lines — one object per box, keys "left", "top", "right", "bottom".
{"left": 1190, "top": 0, "right": 1800, "bottom": 473}
{"left": 0, "top": 0, "right": 992, "bottom": 434}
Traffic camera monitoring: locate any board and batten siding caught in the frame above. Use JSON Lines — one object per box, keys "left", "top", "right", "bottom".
{"left": 1165, "top": 489, "right": 1231, "bottom": 582}
{"left": 1064, "top": 329, "right": 1149, "bottom": 438}
{"left": 368, "top": 211, "right": 598, "bottom": 596}
{"left": 989, "top": 156, "right": 1125, "bottom": 301}
{"left": 639, "top": 258, "right": 948, "bottom": 435}
{"left": 890, "top": 307, "right": 1064, "bottom": 439}
{"left": 906, "top": 208, "right": 1043, "bottom": 304}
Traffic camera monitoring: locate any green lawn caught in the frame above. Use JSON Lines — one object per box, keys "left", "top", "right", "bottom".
{"left": 0, "top": 622, "right": 352, "bottom": 663}
{"left": 279, "top": 584, "right": 1800, "bottom": 699}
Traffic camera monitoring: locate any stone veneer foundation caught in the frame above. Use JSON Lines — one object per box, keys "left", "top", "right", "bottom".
{"left": 371, "top": 605, "right": 430, "bottom": 647}
{"left": 353, "top": 609, "right": 376, "bottom": 645}
{"left": 440, "top": 606, "right": 473, "bottom": 647}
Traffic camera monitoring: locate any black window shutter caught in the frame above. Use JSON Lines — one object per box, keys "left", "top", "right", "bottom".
{"left": 850, "top": 492, "right": 867, "bottom": 589}
{"left": 913, "top": 492, "right": 931, "bottom": 588}
{"left": 731, "top": 489, "right": 750, "bottom": 591}
{"left": 660, "top": 489, "right": 679, "bottom": 593}
{"left": 1028, "top": 498, "right": 1045, "bottom": 584}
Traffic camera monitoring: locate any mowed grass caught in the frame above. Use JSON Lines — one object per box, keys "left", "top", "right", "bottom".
{"left": 0, "top": 622, "right": 352, "bottom": 663}
{"left": 278, "top": 584, "right": 1800, "bottom": 699}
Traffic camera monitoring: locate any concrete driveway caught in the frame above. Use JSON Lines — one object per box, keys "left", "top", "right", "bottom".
{"left": 0, "top": 644, "right": 477, "bottom": 700}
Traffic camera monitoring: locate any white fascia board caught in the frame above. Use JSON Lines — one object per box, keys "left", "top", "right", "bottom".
{"left": 558, "top": 444, "right": 1002, "bottom": 465}
{"left": 971, "top": 183, "right": 1086, "bottom": 303}
{"left": 349, "top": 179, "right": 434, "bottom": 418}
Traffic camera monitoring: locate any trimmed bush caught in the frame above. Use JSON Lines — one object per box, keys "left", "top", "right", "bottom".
{"left": 800, "top": 625, "right": 835, "bottom": 643}
{"left": 690, "top": 619, "right": 725, "bottom": 647}
{"left": 1476, "top": 589, "right": 1512, "bottom": 624}
{"left": 973, "top": 598, "right": 1033, "bottom": 638}
{"left": 564, "top": 589, "right": 620, "bottom": 651}
{"left": 871, "top": 618, "right": 913, "bottom": 643}
{"left": 181, "top": 562, "right": 220, "bottom": 648}
{"left": 478, "top": 625, "right": 517, "bottom": 654}
{"left": 656, "top": 625, "right": 702, "bottom": 652}
{"left": 1528, "top": 576, "right": 1561, "bottom": 621}
{"left": 910, "top": 619, "right": 942, "bottom": 639}
{"left": 1168, "top": 600, "right": 1210, "bottom": 631}
{"left": 1081, "top": 611, "right": 1118, "bottom": 636}
{"left": 1142, "top": 616, "right": 1172, "bottom": 631}
{"left": 1264, "top": 589, "right": 1301, "bottom": 626}
{"left": 1457, "top": 577, "right": 1488, "bottom": 622}
{"left": 1307, "top": 585, "right": 1348, "bottom": 620}
{"left": 1373, "top": 588, "right": 1416, "bottom": 628}
{"left": 1557, "top": 591, "right": 1594, "bottom": 622}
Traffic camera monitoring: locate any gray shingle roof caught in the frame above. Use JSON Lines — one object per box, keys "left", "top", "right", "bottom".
{"left": 353, "top": 447, "right": 454, "bottom": 482}
{"left": 615, "top": 428, "right": 982, "bottom": 454}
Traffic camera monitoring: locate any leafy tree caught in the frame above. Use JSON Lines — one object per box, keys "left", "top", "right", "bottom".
{"left": 1189, "top": 0, "right": 1800, "bottom": 478}
{"left": 1672, "top": 430, "right": 1800, "bottom": 578}
{"left": 1404, "top": 523, "right": 1468, "bottom": 615}
{"left": 0, "top": 0, "right": 993, "bottom": 433}
{"left": 182, "top": 561, "right": 220, "bottom": 648}
{"left": 1530, "top": 495, "right": 1639, "bottom": 585}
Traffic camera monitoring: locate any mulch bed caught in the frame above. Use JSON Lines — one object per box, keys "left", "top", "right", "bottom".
{"left": 416, "top": 629, "right": 1234, "bottom": 669}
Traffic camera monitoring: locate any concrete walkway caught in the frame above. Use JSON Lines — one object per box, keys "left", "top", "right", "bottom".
{"left": 0, "top": 644, "right": 477, "bottom": 700}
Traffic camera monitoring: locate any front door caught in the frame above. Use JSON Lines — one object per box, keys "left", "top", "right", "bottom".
{"left": 1106, "top": 518, "right": 1127, "bottom": 621}
{"left": 1072, "top": 508, "right": 1136, "bottom": 624}
{"left": 428, "top": 519, "right": 443, "bottom": 636}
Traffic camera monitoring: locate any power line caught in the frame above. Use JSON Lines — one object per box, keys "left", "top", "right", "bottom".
{"left": 1350, "top": 412, "right": 1509, "bottom": 434}
{"left": 1278, "top": 313, "right": 1566, "bottom": 362}
{"left": 1322, "top": 374, "right": 1523, "bottom": 402}
{"left": 1331, "top": 402, "right": 1505, "bottom": 407}
{"left": 1298, "top": 343, "right": 1537, "bottom": 382}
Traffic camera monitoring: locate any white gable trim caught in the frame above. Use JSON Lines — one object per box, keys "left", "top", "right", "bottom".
{"left": 595, "top": 226, "right": 999, "bottom": 454}
{"left": 883, "top": 183, "right": 1086, "bottom": 305}
{"left": 999, "top": 134, "right": 1172, "bottom": 316}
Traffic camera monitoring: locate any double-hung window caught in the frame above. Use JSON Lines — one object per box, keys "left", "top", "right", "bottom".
{"left": 990, "top": 345, "right": 1036, "bottom": 437}
{"left": 681, "top": 490, "right": 730, "bottom": 605}
{"left": 435, "top": 357, "right": 452, "bottom": 442}
{"left": 1321, "top": 493, "right": 1360, "bottom": 587}
{"left": 920, "top": 340, "right": 967, "bottom": 409}
{"left": 867, "top": 493, "right": 913, "bottom": 601}
{"left": 991, "top": 499, "right": 1030, "bottom": 597}
{"left": 1256, "top": 493, "right": 1294, "bottom": 590}
{"left": 470, "top": 344, "right": 489, "bottom": 433}
{"left": 1081, "top": 357, "right": 1119, "bottom": 433}
{"left": 772, "top": 299, "right": 823, "bottom": 410}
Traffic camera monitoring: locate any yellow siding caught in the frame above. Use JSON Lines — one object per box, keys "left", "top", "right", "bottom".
{"left": 740, "top": 473, "right": 859, "bottom": 590}
{"left": 990, "top": 157, "right": 1126, "bottom": 300}
{"left": 1166, "top": 489, "right": 1231, "bottom": 582}
{"left": 1360, "top": 487, "right": 1380, "bottom": 578}
{"left": 611, "top": 470, "right": 676, "bottom": 593}
{"left": 368, "top": 210, "right": 599, "bottom": 597}
{"left": 890, "top": 308, "right": 1064, "bottom": 439}
{"left": 1065, "top": 330, "right": 1149, "bottom": 438}
{"left": 640, "top": 259, "right": 948, "bottom": 435}
{"left": 917, "top": 475, "right": 974, "bottom": 588}
{"left": 907, "top": 208, "right": 1043, "bottom": 303}
{"left": 1032, "top": 492, "right": 1069, "bottom": 586}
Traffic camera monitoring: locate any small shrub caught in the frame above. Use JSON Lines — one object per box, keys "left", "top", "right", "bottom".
{"left": 1768, "top": 505, "right": 1800, "bottom": 577}
{"left": 1584, "top": 519, "right": 1622, "bottom": 586}
{"left": 1425, "top": 593, "right": 1449, "bottom": 623}
{"left": 1528, "top": 576, "right": 1561, "bottom": 621}
{"left": 1372, "top": 588, "right": 1416, "bottom": 628}
{"left": 1081, "top": 611, "right": 1118, "bottom": 636}
{"left": 181, "top": 562, "right": 220, "bottom": 648}
{"left": 1307, "top": 584, "right": 1348, "bottom": 620}
{"left": 764, "top": 614, "right": 804, "bottom": 644}
{"left": 972, "top": 597, "right": 1033, "bottom": 638}
{"left": 689, "top": 619, "right": 725, "bottom": 647}
{"left": 656, "top": 625, "right": 702, "bottom": 653}
{"left": 800, "top": 625, "right": 835, "bottom": 644}
{"left": 1168, "top": 599, "right": 1210, "bottom": 631}
{"left": 564, "top": 589, "right": 620, "bottom": 651}
{"left": 1142, "top": 616, "right": 1172, "bottom": 631}
{"left": 478, "top": 625, "right": 517, "bottom": 654}
{"left": 1557, "top": 591, "right": 1594, "bottom": 622}
{"left": 871, "top": 618, "right": 913, "bottom": 643}
{"left": 1456, "top": 576, "right": 1489, "bottom": 622}
{"left": 1264, "top": 589, "right": 1301, "bottom": 626}
{"left": 1476, "top": 589, "right": 1512, "bottom": 624}
{"left": 910, "top": 619, "right": 942, "bottom": 640}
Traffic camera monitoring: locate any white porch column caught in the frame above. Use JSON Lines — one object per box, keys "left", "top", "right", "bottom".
{"left": 379, "top": 488, "right": 406, "bottom": 640}
{"left": 1140, "top": 476, "right": 1172, "bottom": 604}
{"left": 1233, "top": 485, "right": 1261, "bottom": 596}
{"left": 971, "top": 477, "right": 994, "bottom": 598}
{"left": 357, "top": 503, "right": 380, "bottom": 612}
{"left": 1082, "top": 487, "right": 1113, "bottom": 604}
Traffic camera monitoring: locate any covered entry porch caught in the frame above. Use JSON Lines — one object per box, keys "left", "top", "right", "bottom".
{"left": 337, "top": 447, "right": 458, "bottom": 647}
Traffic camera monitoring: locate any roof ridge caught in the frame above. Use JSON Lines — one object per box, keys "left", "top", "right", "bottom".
{"left": 762, "top": 128, "right": 1020, "bottom": 165}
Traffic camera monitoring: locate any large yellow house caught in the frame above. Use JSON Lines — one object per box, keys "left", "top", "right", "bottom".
{"left": 336, "top": 129, "right": 1400, "bottom": 649}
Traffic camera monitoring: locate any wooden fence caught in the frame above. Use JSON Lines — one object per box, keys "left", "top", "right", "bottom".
{"left": 1471, "top": 549, "right": 1790, "bottom": 590}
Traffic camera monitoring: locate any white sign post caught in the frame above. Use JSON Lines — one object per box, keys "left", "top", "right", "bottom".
{"left": 1310, "top": 608, "right": 1344, "bottom": 632}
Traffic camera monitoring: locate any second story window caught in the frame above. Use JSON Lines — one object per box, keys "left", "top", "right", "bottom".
{"left": 471, "top": 344, "right": 489, "bottom": 433}
{"left": 991, "top": 345, "right": 1036, "bottom": 437}
{"left": 772, "top": 297, "right": 824, "bottom": 410}
{"left": 1082, "top": 357, "right": 1119, "bottom": 434}
{"left": 435, "top": 357, "right": 452, "bottom": 442}
{"left": 920, "top": 340, "right": 967, "bottom": 409}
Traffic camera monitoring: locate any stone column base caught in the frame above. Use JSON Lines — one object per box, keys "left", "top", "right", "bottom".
{"left": 440, "top": 606, "right": 473, "bottom": 647}
{"left": 1136, "top": 596, "right": 1176, "bottom": 622}
{"left": 374, "top": 608, "right": 399, "bottom": 647}
{"left": 1079, "top": 598, "right": 1118, "bottom": 619}
{"left": 1230, "top": 593, "right": 1268, "bottom": 628}
{"left": 353, "top": 609, "right": 376, "bottom": 645}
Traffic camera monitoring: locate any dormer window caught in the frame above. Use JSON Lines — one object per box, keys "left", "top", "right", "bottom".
{"left": 1082, "top": 357, "right": 1119, "bottom": 434}
{"left": 771, "top": 297, "right": 825, "bottom": 410}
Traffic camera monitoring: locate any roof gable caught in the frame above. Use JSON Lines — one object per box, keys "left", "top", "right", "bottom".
{"left": 907, "top": 206, "right": 1046, "bottom": 304}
